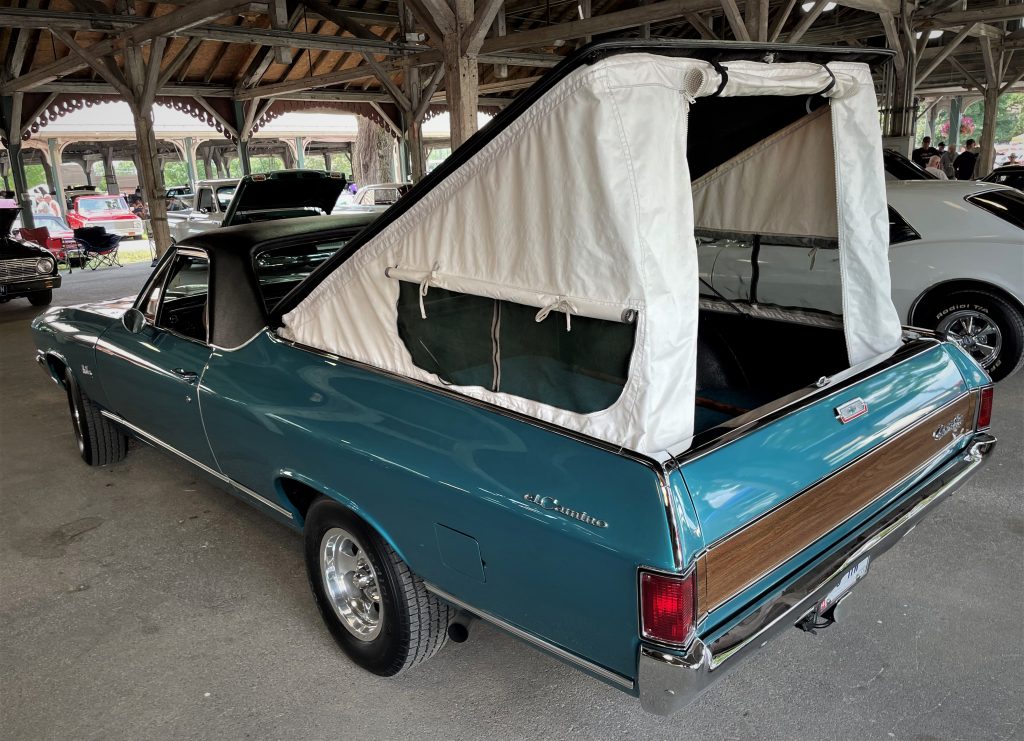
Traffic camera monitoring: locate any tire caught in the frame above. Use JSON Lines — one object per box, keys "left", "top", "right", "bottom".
{"left": 29, "top": 289, "right": 53, "bottom": 307}
{"left": 920, "top": 289, "right": 1024, "bottom": 382}
{"left": 304, "top": 498, "right": 454, "bottom": 676}
{"left": 63, "top": 369, "right": 129, "bottom": 466}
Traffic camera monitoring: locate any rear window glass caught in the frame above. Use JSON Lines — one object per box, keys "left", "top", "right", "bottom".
{"left": 254, "top": 239, "right": 348, "bottom": 311}
{"left": 966, "top": 190, "right": 1024, "bottom": 230}
{"left": 888, "top": 206, "right": 919, "bottom": 244}
{"left": 396, "top": 282, "right": 635, "bottom": 414}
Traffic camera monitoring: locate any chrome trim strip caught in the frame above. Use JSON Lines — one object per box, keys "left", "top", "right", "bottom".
{"left": 99, "top": 410, "right": 294, "bottom": 519}
{"left": 638, "top": 432, "right": 996, "bottom": 716}
{"left": 425, "top": 583, "right": 634, "bottom": 690}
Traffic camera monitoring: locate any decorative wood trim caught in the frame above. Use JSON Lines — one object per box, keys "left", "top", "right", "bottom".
{"left": 701, "top": 393, "right": 977, "bottom": 614}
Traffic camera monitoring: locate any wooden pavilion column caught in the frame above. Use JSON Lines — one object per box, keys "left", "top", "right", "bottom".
{"left": 46, "top": 138, "right": 68, "bottom": 218}
{"left": 1, "top": 94, "right": 34, "bottom": 228}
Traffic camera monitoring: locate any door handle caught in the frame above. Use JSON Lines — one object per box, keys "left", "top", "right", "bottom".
{"left": 172, "top": 368, "right": 199, "bottom": 385}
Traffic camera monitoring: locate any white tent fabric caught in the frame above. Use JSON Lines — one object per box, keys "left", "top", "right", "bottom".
{"left": 281, "top": 53, "right": 902, "bottom": 456}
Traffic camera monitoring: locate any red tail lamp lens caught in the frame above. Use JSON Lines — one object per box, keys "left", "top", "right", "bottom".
{"left": 977, "top": 387, "right": 994, "bottom": 429}
{"left": 640, "top": 571, "right": 695, "bottom": 645}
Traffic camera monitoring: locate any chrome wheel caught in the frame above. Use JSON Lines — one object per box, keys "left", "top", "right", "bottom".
{"left": 319, "top": 527, "right": 383, "bottom": 641}
{"left": 938, "top": 309, "right": 1003, "bottom": 369}
{"left": 65, "top": 379, "right": 85, "bottom": 456}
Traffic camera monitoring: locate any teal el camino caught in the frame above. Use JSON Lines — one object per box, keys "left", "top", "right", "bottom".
{"left": 32, "top": 42, "right": 999, "bottom": 716}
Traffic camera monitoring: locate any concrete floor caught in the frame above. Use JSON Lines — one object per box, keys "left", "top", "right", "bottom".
{"left": 2, "top": 263, "right": 1022, "bottom": 741}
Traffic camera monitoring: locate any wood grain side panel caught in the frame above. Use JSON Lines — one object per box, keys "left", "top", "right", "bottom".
{"left": 702, "top": 393, "right": 976, "bottom": 613}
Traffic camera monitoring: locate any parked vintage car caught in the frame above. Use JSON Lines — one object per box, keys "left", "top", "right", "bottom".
{"left": 981, "top": 163, "right": 1024, "bottom": 190}
{"left": 699, "top": 180, "right": 1024, "bottom": 380}
{"left": 1, "top": 200, "right": 61, "bottom": 305}
{"left": 12, "top": 212, "right": 79, "bottom": 264}
{"left": 67, "top": 194, "right": 145, "bottom": 239}
{"left": 348, "top": 182, "right": 412, "bottom": 208}
{"left": 167, "top": 170, "right": 349, "bottom": 243}
{"left": 32, "top": 43, "right": 998, "bottom": 716}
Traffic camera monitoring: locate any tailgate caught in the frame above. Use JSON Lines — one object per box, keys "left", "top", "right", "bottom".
{"left": 676, "top": 341, "right": 981, "bottom": 630}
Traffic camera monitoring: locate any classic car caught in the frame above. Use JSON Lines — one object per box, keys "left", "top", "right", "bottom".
{"left": 168, "top": 170, "right": 349, "bottom": 243}
{"left": 67, "top": 194, "right": 145, "bottom": 239}
{"left": 32, "top": 43, "right": 998, "bottom": 716}
{"left": 1, "top": 199, "right": 61, "bottom": 305}
{"left": 12, "top": 212, "right": 80, "bottom": 265}
{"left": 981, "top": 163, "right": 1024, "bottom": 190}
{"left": 698, "top": 180, "right": 1024, "bottom": 380}
{"left": 346, "top": 182, "right": 412, "bottom": 209}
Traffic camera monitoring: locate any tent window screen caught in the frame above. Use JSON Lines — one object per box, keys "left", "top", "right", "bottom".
{"left": 396, "top": 282, "right": 635, "bottom": 414}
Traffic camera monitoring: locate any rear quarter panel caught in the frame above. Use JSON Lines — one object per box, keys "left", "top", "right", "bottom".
{"left": 199, "top": 331, "right": 679, "bottom": 681}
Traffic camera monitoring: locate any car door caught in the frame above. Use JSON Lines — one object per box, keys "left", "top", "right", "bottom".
{"left": 96, "top": 247, "right": 217, "bottom": 469}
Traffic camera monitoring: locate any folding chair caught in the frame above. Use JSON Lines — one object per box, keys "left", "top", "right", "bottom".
{"left": 75, "top": 227, "right": 123, "bottom": 270}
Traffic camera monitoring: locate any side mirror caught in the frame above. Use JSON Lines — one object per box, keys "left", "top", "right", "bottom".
{"left": 122, "top": 308, "right": 146, "bottom": 334}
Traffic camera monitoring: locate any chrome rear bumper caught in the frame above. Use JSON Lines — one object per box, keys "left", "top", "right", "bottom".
{"left": 638, "top": 432, "right": 996, "bottom": 715}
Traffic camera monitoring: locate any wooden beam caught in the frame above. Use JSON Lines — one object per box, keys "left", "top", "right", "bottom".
{"left": 417, "top": 0, "right": 457, "bottom": 33}
{"left": 1, "top": 0, "right": 246, "bottom": 93}
{"left": 158, "top": 37, "right": 202, "bottom": 89}
{"left": 269, "top": 0, "right": 293, "bottom": 65}
{"left": 481, "top": 0, "right": 720, "bottom": 52}
{"left": 949, "top": 57, "right": 985, "bottom": 91}
{"left": 769, "top": 0, "right": 797, "bottom": 42}
{"left": 492, "top": 6, "right": 508, "bottom": 77}
{"left": 49, "top": 28, "right": 133, "bottom": 100}
{"left": 720, "top": 0, "right": 751, "bottom": 40}
{"left": 193, "top": 96, "right": 239, "bottom": 137}
{"left": 745, "top": 0, "right": 768, "bottom": 41}
{"left": 787, "top": 0, "right": 830, "bottom": 44}
{"left": 878, "top": 10, "right": 905, "bottom": 72}
{"left": 685, "top": 11, "right": 719, "bottom": 39}
{"left": 403, "top": 0, "right": 445, "bottom": 42}
{"left": 141, "top": 36, "right": 167, "bottom": 108}
{"left": 19, "top": 91, "right": 56, "bottom": 136}
{"left": 413, "top": 64, "right": 444, "bottom": 122}
{"left": 5, "top": 0, "right": 40, "bottom": 80}
{"left": 1001, "top": 65, "right": 1024, "bottom": 95}
{"left": 980, "top": 35, "right": 999, "bottom": 87}
{"left": 915, "top": 23, "right": 974, "bottom": 87}
{"left": 925, "top": 6, "right": 1024, "bottom": 27}
{"left": 463, "top": 0, "right": 507, "bottom": 54}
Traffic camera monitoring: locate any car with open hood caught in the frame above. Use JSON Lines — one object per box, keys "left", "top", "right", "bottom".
{"left": 167, "top": 170, "right": 350, "bottom": 243}
{"left": 2, "top": 200, "right": 62, "bottom": 306}
{"left": 30, "top": 42, "right": 998, "bottom": 716}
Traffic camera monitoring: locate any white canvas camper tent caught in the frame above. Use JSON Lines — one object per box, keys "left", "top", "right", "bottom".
{"left": 279, "top": 46, "right": 902, "bottom": 457}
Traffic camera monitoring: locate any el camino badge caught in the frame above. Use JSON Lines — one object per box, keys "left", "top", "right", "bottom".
{"left": 834, "top": 397, "right": 868, "bottom": 424}
{"left": 523, "top": 493, "right": 608, "bottom": 529}
{"left": 933, "top": 413, "right": 966, "bottom": 441}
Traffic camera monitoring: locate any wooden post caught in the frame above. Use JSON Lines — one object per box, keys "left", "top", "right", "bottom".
{"left": 295, "top": 137, "right": 305, "bottom": 168}
{"left": 134, "top": 108, "right": 172, "bottom": 255}
{"left": 232, "top": 101, "right": 252, "bottom": 175}
{"left": 103, "top": 147, "right": 119, "bottom": 195}
{"left": 183, "top": 136, "right": 197, "bottom": 189}
{"left": 977, "top": 85, "right": 1000, "bottom": 177}
{"left": 1, "top": 94, "right": 34, "bottom": 228}
{"left": 46, "top": 138, "right": 67, "bottom": 218}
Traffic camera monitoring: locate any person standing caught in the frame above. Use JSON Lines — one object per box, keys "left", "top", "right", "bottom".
{"left": 939, "top": 143, "right": 958, "bottom": 179}
{"left": 912, "top": 136, "right": 938, "bottom": 168}
{"left": 953, "top": 139, "right": 978, "bottom": 180}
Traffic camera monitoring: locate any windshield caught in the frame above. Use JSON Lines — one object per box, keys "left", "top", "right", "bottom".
{"left": 883, "top": 149, "right": 936, "bottom": 181}
{"left": 13, "top": 213, "right": 71, "bottom": 232}
{"left": 78, "top": 197, "right": 129, "bottom": 213}
{"left": 966, "top": 189, "right": 1024, "bottom": 230}
{"left": 216, "top": 186, "right": 236, "bottom": 209}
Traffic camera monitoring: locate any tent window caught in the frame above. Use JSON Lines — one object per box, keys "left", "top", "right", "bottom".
{"left": 396, "top": 281, "right": 635, "bottom": 414}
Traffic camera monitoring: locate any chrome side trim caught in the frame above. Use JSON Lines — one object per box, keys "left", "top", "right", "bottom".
{"left": 638, "top": 432, "right": 996, "bottom": 716}
{"left": 99, "top": 410, "right": 294, "bottom": 519}
{"left": 425, "top": 583, "right": 634, "bottom": 691}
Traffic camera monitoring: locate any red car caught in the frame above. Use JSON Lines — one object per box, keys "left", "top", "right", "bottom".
{"left": 14, "top": 213, "right": 79, "bottom": 264}
{"left": 67, "top": 195, "right": 145, "bottom": 239}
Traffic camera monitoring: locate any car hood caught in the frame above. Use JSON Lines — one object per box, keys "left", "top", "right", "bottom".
{"left": 77, "top": 295, "right": 136, "bottom": 319}
{"left": 1, "top": 235, "right": 52, "bottom": 259}
{"left": 223, "top": 170, "right": 349, "bottom": 226}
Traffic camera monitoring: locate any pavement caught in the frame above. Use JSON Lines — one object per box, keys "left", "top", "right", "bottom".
{"left": 1, "top": 264, "right": 1022, "bottom": 741}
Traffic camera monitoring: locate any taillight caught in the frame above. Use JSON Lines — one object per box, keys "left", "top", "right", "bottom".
{"left": 977, "top": 386, "right": 994, "bottom": 429}
{"left": 640, "top": 570, "right": 695, "bottom": 645}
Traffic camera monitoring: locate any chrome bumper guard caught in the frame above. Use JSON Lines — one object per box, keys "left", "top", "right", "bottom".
{"left": 639, "top": 432, "right": 996, "bottom": 716}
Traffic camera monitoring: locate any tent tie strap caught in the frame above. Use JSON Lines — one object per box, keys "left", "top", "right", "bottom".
{"left": 419, "top": 261, "right": 441, "bottom": 319}
{"left": 708, "top": 60, "right": 729, "bottom": 98}
{"left": 535, "top": 297, "right": 578, "bottom": 332}
{"left": 817, "top": 65, "right": 837, "bottom": 96}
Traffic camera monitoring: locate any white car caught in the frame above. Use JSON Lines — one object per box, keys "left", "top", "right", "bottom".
{"left": 699, "top": 180, "right": 1024, "bottom": 380}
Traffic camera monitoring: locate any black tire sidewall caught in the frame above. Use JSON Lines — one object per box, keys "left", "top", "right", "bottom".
{"left": 303, "top": 499, "right": 411, "bottom": 676}
{"left": 930, "top": 292, "right": 1024, "bottom": 381}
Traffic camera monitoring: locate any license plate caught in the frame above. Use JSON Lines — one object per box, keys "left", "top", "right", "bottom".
{"left": 0, "top": 284, "right": 6, "bottom": 295}
{"left": 819, "top": 556, "right": 870, "bottom": 612}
